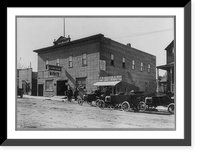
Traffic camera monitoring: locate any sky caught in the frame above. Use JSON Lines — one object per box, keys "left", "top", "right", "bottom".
{"left": 17, "top": 17, "right": 174, "bottom": 75}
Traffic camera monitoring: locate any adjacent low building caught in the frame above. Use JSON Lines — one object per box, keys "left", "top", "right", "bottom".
{"left": 33, "top": 34, "right": 156, "bottom": 97}
{"left": 17, "top": 68, "right": 38, "bottom": 96}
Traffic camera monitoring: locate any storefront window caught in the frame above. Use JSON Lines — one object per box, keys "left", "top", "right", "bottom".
{"left": 45, "top": 80, "right": 53, "bottom": 91}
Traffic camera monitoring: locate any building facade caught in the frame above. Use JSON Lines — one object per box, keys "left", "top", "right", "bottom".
{"left": 157, "top": 40, "right": 174, "bottom": 93}
{"left": 17, "top": 68, "right": 38, "bottom": 96}
{"left": 34, "top": 34, "right": 156, "bottom": 97}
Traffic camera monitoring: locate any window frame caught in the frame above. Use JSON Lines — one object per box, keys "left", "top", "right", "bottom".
{"left": 45, "top": 79, "right": 54, "bottom": 91}
{"left": 141, "top": 62, "right": 143, "bottom": 72}
{"left": 45, "top": 60, "right": 49, "bottom": 70}
{"left": 122, "top": 57, "right": 126, "bottom": 68}
{"left": 82, "top": 53, "right": 87, "bottom": 66}
{"left": 56, "top": 58, "right": 60, "bottom": 66}
{"left": 111, "top": 53, "right": 114, "bottom": 66}
{"left": 148, "top": 64, "right": 151, "bottom": 73}
{"left": 68, "top": 55, "right": 73, "bottom": 68}
{"left": 132, "top": 60, "right": 135, "bottom": 70}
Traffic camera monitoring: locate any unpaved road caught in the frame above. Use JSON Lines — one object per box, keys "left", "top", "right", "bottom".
{"left": 17, "top": 97, "right": 175, "bottom": 130}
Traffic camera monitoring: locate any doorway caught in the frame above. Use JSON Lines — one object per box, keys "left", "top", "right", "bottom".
{"left": 38, "top": 84, "right": 43, "bottom": 96}
{"left": 57, "top": 80, "right": 68, "bottom": 96}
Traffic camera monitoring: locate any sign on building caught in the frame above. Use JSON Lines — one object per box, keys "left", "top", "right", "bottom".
{"left": 46, "top": 64, "right": 62, "bottom": 71}
{"left": 99, "top": 75, "right": 122, "bottom": 82}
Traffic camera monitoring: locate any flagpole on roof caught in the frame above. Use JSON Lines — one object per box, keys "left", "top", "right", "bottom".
{"left": 63, "top": 18, "right": 65, "bottom": 37}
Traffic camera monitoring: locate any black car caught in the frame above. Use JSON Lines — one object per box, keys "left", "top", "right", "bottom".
{"left": 98, "top": 91, "right": 146, "bottom": 112}
{"left": 145, "top": 94, "right": 175, "bottom": 114}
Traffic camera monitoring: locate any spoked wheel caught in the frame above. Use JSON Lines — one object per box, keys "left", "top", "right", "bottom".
{"left": 121, "top": 101, "right": 130, "bottom": 112}
{"left": 137, "top": 101, "right": 146, "bottom": 112}
{"left": 77, "top": 98, "right": 84, "bottom": 106}
{"left": 95, "top": 99, "right": 100, "bottom": 107}
{"left": 168, "top": 103, "right": 175, "bottom": 114}
{"left": 99, "top": 100, "right": 105, "bottom": 109}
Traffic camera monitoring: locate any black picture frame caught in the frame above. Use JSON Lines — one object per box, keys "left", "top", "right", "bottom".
{"left": 2, "top": 2, "right": 191, "bottom": 146}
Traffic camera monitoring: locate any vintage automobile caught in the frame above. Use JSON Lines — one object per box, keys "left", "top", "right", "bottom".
{"left": 98, "top": 91, "right": 146, "bottom": 112}
{"left": 77, "top": 87, "right": 103, "bottom": 106}
{"left": 144, "top": 94, "right": 175, "bottom": 114}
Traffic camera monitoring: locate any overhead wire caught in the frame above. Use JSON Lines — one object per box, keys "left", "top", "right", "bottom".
{"left": 111, "top": 28, "right": 174, "bottom": 39}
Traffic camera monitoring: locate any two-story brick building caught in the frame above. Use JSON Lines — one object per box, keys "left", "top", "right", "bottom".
{"left": 33, "top": 34, "right": 156, "bottom": 97}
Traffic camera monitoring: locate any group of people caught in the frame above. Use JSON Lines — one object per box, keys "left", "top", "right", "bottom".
{"left": 94, "top": 86, "right": 111, "bottom": 97}
{"left": 66, "top": 87, "right": 79, "bottom": 102}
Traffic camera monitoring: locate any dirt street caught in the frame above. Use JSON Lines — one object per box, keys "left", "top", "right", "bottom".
{"left": 17, "top": 97, "right": 175, "bottom": 130}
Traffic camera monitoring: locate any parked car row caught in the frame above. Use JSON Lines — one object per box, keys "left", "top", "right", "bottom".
{"left": 77, "top": 89, "right": 175, "bottom": 114}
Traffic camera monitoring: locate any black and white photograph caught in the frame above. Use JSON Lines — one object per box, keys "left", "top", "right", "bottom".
{"left": 4, "top": 4, "right": 192, "bottom": 147}
{"left": 16, "top": 16, "right": 175, "bottom": 130}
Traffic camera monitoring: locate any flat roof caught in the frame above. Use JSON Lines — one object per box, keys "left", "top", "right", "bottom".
{"left": 33, "top": 34, "right": 104, "bottom": 53}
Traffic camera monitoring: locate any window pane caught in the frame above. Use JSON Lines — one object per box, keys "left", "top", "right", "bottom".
{"left": 132, "top": 60, "right": 135, "bottom": 69}
{"left": 111, "top": 54, "right": 114, "bottom": 60}
{"left": 69, "top": 56, "right": 72, "bottom": 61}
{"left": 83, "top": 54, "right": 86, "bottom": 59}
{"left": 45, "top": 80, "right": 53, "bottom": 91}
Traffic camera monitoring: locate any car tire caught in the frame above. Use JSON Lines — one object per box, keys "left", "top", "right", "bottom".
{"left": 168, "top": 103, "right": 175, "bottom": 114}
{"left": 77, "top": 98, "right": 83, "bottom": 106}
{"left": 137, "top": 101, "right": 146, "bottom": 112}
{"left": 95, "top": 99, "right": 100, "bottom": 107}
{"left": 121, "top": 101, "right": 130, "bottom": 112}
{"left": 99, "top": 100, "right": 105, "bottom": 109}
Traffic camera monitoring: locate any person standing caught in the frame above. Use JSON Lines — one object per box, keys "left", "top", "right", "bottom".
{"left": 73, "top": 87, "right": 79, "bottom": 101}
{"left": 67, "top": 87, "right": 73, "bottom": 102}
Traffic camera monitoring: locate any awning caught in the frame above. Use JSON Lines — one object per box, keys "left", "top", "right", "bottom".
{"left": 93, "top": 81, "right": 121, "bottom": 86}
{"left": 157, "top": 62, "right": 174, "bottom": 70}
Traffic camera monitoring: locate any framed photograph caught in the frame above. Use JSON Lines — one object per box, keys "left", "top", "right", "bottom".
{"left": 3, "top": 2, "right": 191, "bottom": 146}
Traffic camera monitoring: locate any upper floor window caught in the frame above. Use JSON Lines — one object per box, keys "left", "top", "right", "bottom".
{"left": 148, "top": 64, "right": 151, "bottom": 73}
{"left": 111, "top": 53, "right": 114, "bottom": 66}
{"left": 45, "top": 60, "right": 49, "bottom": 69}
{"left": 122, "top": 57, "right": 125, "bottom": 68}
{"left": 132, "top": 60, "right": 135, "bottom": 70}
{"left": 69, "top": 56, "right": 73, "bottom": 68}
{"left": 141, "top": 62, "right": 143, "bottom": 72}
{"left": 56, "top": 58, "right": 60, "bottom": 66}
{"left": 82, "top": 53, "right": 87, "bottom": 66}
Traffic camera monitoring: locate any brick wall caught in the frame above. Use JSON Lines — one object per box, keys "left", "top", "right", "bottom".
{"left": 100, "top": 38, "right": 156, "bottom": 94}
{"left": 37, "top": 40, "right": 100, "bottom": 96}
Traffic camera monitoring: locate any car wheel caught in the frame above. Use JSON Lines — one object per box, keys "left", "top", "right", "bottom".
{"left": 168, "top": 103, "right": 175, "bottom": 114}
{"left": 121, "top": 101, "right": 130, "bottom": 112}
{"left": 99, "top": 100, "right": 105, "bottom": 109}
{"left": 137, "top": 101, "right": 146, "bottom": 112}
{"left": 77, "top": 98, "right": 83, "bottom": 106}
{"left": 95, "top": 99, "right": 100, "bottom": 107}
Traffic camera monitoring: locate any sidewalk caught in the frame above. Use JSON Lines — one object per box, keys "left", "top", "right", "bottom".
{"left": 23, "top": 95, "right": 68, "bottom": 102}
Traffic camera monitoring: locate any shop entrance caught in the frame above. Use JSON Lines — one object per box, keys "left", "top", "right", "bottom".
{"left": 57, "top": 80, "right": 68, "bottom": 96}
{"left": 38, "top": 84, "right": 43, "bottom": 96}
